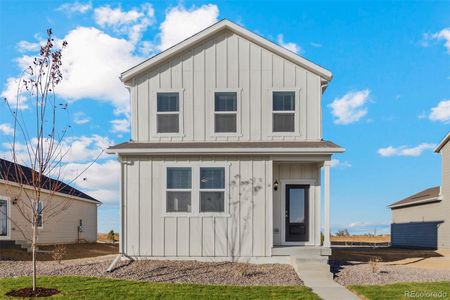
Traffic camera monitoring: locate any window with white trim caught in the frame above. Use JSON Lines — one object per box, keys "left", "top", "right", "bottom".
{"left": 32, "top": 201, "right": 43, "bottom": 228}
{"left": 157, "top": 92, "right": 179, "bottom": 133}
{"left": 166, "top": 167, "right": 192, "bottom": 212}
{"left": 272, "top": 91, "right": 295, "bottom": 132}
{"left": 200, "top": 167, "right": 225, "bottom": 213}
{"left": 214, "top": 92, "right": 237, "bottom": 133}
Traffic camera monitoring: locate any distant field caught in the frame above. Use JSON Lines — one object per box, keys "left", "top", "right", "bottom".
{"left": 97, "top": 233, "right": 119, "bottom": 243}
{"left": 331, "top": 235, "right": 390, "bottom": 243}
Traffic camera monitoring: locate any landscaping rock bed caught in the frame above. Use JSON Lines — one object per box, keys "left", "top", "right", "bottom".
{"left": 0, "top": 256, "right": 301, "bottom": 286}
{"left": 332, "top": 261, "right": 450, "bottom": 286}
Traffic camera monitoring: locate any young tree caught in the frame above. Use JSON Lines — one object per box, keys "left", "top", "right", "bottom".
{"left": 1, "top": 29, "right": 98, "bottom": 292}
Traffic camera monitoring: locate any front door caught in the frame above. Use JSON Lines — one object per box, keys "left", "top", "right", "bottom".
{"left": 0, "top": 199, "right": 8, "bottom": 238}
{"left": 285, "top": 184, "right": 309, "bottom": 242}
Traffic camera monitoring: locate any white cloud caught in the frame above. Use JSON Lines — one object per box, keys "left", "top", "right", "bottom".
{"left": 378, "top": 143, "right": 436, "bottom": 157}
{"left": 310, "top": 42, "right": 322, "bottom": 48}
{"left": 429, "top": 99, "right": 450, "bottom": 123}
{"left": 0, "top": 123, "right": 14, "bottom": 136}
{"left": 110, "top": 118, "right": 130, "bottom": 133}
{"left": 329, "top": 89, "right": 370, "bottom": 125}
{"left": 432, "top": 28, "right": 450, "bottom": 53}
{"left": 1, "top": 135, "right": 113, "bottom": 165}
{"left": 277, "top": 34, "right": 301, "bottom": 54}
{"left": 56, "top": 27, "right": 141, "bottom": 114}
{"left": 57, "top": 1, "right": 92, "bottom": 14}
{"left": 17, "top": 40, "right": 40, "bottom": 52}
{"left": 61, "top": 160, "right": 120, "bottom": 204}
{"left": 94, "top": 3, "right": 155, "bottom": 44}
{"left": 1, "top": 77, "right": 28, "bottom": 109}
{"left": 158, "top": 4, "right": 219, "bottom": 51}
{"left": 73, "top": 112, "right": 90, "bottom": 125}
{"left": 330, "top": 159, "right": 352, "bottom": 169}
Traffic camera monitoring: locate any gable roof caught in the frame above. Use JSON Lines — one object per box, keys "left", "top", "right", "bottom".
{"left": 388, "top": 186, "right": 441, "bottom": 209}
{"left": 435, "top": 131, "right": 450, "bottom": 153}
{"left": 0, "top": 158, "right": 100, "bottom": 204}
{"left": 121, "top": 19, "right": 332, "bottom": 83}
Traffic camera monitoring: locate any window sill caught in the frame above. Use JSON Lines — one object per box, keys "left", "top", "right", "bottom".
{"left": 152, "top": 133, "right": 185, "bottom": 138}
{"left": 161, "top": 213, "right": 231, "bottom": 218}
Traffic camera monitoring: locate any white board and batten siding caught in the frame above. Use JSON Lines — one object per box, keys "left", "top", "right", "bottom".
{"left": 122, "top": 155, "right": 273, "bottom": 258}
{"left": 131, "top": 30, "right": 323, "bottom": 143}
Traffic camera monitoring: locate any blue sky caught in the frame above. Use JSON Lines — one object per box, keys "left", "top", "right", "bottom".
{"left": 0, "top": 0, "right": 449, "bottom": 234}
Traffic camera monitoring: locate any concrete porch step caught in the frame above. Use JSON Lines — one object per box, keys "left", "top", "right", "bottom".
{"left": 272, "top": 246, "right": 331, "bottom": 256}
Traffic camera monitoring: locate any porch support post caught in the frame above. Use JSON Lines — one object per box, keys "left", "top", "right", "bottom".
{"left": 323, "top": 160, "right": 331, "bottom": 248}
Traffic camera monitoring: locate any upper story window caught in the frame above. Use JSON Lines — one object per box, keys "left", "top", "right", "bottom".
{"left": 200, "top": 167, "right": 225, "bottom": 213}
{"left": 214, "top": 92, "right": 237, "bottom": 133}
{"left": 157, "top": 92, "right": 179, "bottom": 133}
{"left": 272, "top": 91, "right": 295, "bottom": 132}
{"left": 166, "top": 167, "right": 192, "bottom": 212}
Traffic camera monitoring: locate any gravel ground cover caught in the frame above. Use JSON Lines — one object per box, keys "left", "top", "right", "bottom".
{"left": 332, "top": 261, "right": 450, "bottom": 286}
{"left": 0, "top": 256, "right": 301, "bottom": 286}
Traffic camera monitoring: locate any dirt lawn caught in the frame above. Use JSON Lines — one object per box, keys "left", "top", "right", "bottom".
{"left": 332, "top": 247, "right": 450, "bottom": 270}
{"left": 0, "top": 243, "right": 118, "bottom": 261}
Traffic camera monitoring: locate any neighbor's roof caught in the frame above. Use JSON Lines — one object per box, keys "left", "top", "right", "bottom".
{"left": 389, "top": 186, "right": 441, "bottom": 209}
{"left": 0, "top": 158, "right": 100, "bottom": 204}
{"left": 120, "top": 19, "right": 332, "bottom": 83}
{"left": 435, "top": 131, "right": 450, "bottom": 153}
{"left": 106, "top": 141, "right": 344, "bottom": 155}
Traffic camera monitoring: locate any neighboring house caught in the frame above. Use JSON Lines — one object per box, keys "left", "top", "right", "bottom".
{"left": 389, "top": 132, "right": 450, "bottom": 249}
{"left": 0, "top": 158, "right": 100, "bottom": 245}
{"left": 107, "top": 20, "right": 344, "bottom": 263}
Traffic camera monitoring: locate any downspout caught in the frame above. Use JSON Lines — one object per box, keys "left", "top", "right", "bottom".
{"left": 107, "top": 155, "right": 133, "bottom": 272}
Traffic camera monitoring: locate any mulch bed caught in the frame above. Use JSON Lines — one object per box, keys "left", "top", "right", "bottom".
{"left": 6, "top": 287, "right": 60, "bottom": 297}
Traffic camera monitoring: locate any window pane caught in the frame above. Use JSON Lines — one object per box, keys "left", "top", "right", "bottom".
{"left": 215, "top": 114, "right": 236, "bottom": 133}
{"left": 200, "top": 192, "right": 224, "bottom": 212}
{"left": 273, "top": 113, "right": 295, "bottom": 132}
{"left": 200, "top": 167, "right": 225, "bottom": 189}
{"left": 0, "top": 200, "right": 7, "bottom": 236}
{"left": 157, "top": 93, "right": 179, "bottom": 112}
{"left": 167, "top": 192, "right": 191, "bottom": 212}
{"left": 215, "top": 92, "right": 237, "bottom": 111}
{"left": 157, "top": 114, "right": 179, "bottom": 133}
{"left": 273, "top": 92, "right": 295, "bottom": 111}
{"left": 167, "top": 167, "right": 191, "bottom": 189}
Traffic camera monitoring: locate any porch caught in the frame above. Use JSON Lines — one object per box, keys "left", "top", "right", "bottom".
{"left": 271, "top": 159, "right": 332, "bottom": 256}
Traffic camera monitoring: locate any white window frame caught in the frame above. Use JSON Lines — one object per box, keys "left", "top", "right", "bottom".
{"left": 0, "top": 195, "right": 11, "bottom": 240}
{"left": 151, "top": 89, "right": 185, "bottom": 137}
{"left": 162, "top": 162, "right": 230, "bottom": 217}
{"left": 32, "top": 201, "right": 44, "bottom": 229}
{"left": 270, "top": 89, "right": 301, "bottom": 136}
{"left": 211, "top": 88, "right": 242, "bottom": 137}
{"left": 199, "top": 167, "right": 226, "bottom": 214}
{"left": 164, "top": 166, "right": 193, "bottom": 215}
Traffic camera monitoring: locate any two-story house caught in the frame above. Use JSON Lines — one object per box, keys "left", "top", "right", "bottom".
{"left": 389, "top": 132, "right": 450, "bottom": 249}
{"left": 107, "top": 20, "right": 344, "bottom": 263}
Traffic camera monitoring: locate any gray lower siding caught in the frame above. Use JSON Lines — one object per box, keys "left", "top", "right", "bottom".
{"left": 391, "top": 222, "right": 443, "bottom": 249}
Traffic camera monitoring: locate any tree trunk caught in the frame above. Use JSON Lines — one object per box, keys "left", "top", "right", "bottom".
{"left": 32, "top": 222, "right": 37, "bottom": 291}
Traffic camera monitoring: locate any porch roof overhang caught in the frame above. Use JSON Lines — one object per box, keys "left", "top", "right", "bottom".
{"left": 106, "top": 141, "right": 345, "bottom": 156}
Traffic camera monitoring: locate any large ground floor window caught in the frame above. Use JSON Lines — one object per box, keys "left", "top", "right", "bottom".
{"left": 165, "top": 165, "right": 227, "bottom": 215}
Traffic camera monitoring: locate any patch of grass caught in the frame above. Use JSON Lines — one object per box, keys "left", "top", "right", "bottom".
{"left": 0, "top": 276, "right": 320, "bottom": 299}
{"left": 348, "top": 281, "right": 450, "bottom": 300}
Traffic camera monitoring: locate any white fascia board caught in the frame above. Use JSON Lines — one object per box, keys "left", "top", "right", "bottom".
{"left": 388, "top": 197, "right": 440, "bottom": 209}
{"left": 120, "top": 20, "right": 332, "bottom": 83}
{"left": 106, "top": 147, "right": 345, "bottom": 155}
{"left": 435, "top": 131, "right": 450, "bottom": 153}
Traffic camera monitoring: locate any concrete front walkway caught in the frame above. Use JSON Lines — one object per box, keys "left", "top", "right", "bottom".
{"left": 290, "top": 255, "right": 360, "bottom": 300}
